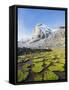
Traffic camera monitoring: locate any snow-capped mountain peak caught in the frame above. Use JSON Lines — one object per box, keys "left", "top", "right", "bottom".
{"left": 18, "top": 24, "right": 65, "bottom": 49}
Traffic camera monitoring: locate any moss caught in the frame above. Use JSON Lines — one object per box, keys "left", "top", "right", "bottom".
{"left": 45, "top": 61, "right": 51, "bottom": 65}
{"left": 18, "top": 70, "right": 28, "bottom": 82}
{"left": 32, "top": 62, "right": 43, "bottom": 73}
{"left": 33, "top": 58, "right": 43, "bottom": 62}
{"left": 18, "top": 48, "right": 65, "bottom": 81}
{"left": 22, "top": 63, "right": 30, "bottom": 72}
{"left": 44, "top": 71, "right": 59, "bottom": 80}
{"left": 58, "top": 59, "right": 65, "bottom": 64}
{"left": 34, "top": 74, "right": 42, "bottom": 81}
{"left": 48, "top": 63, "right": 64, "bottom": 71}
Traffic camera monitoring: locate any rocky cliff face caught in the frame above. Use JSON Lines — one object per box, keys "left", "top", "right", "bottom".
{"left": 18, "top": 24, "right": 65, "bottom": 49}
{"left": 31, "top": 24, "right": 52, "bottom": 42}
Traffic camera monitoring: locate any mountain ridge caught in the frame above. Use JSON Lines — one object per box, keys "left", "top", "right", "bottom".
{"left": 18, "top": 24, "right": 65, "bottom": 49}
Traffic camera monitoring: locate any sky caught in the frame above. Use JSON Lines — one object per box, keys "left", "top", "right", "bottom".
{"left": 18, "top": 8, "right": 65, "bottom": 41}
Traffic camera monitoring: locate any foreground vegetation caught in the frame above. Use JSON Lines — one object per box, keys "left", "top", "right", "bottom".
{"left": 17, "top": 48, "right": 65, "bottom": 82}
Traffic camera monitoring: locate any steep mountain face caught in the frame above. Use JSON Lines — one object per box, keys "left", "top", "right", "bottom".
{"left": 18, "top": 24, "right": 65, "bottom": 49}
{"left": 45, "top": 26, "right": 65, "bottom": 48}
{"left": 31, "top": 24, "right": 52, "bottom": 42}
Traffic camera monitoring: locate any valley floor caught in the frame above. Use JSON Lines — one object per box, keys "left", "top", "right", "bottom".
{"left": 17, "top": 48, "right": 66, "bottom": 82}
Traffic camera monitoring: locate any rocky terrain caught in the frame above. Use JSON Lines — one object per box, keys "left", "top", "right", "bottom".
{"left": 18, "top": 24, "right": 65, "bottom": 49}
